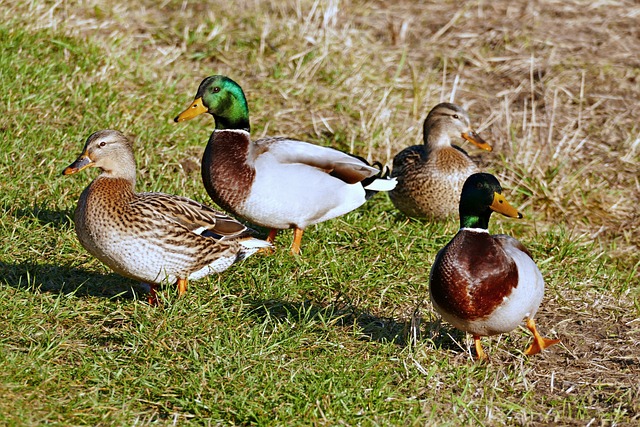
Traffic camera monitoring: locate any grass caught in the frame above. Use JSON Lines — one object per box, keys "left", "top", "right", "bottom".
{"left": 1, "top": 0, "right": 639, "bottom": 425}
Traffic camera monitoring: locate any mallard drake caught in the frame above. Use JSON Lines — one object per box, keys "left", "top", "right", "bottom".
{"left": 388, "top": 103, "right": 492, "bottom": 219}
{"left": 62, "top": 130, "right": 270, "bottom": 305}
{"left": 174, "top": 75, "right": 396, "bottom": 254}
{"left": 429, "top": 173, "right": 559, "bottom": 360}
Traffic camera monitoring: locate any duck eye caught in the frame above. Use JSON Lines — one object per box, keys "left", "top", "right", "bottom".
{"left": 452, "top": 114, "right": 460, "bottom": 119}
{"left": 99, "top": 141, "right": 106, "bottom": 148}
{"left": 213, "top": 87, "right": 221, "bottom": 93}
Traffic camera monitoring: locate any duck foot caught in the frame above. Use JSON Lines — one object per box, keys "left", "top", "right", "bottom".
{"left": 147, "top": 283, "right": 159, "bottom": 306}
{"left": 524, "top": 318, "right": 560, "bottom": 355}
{"left": 258, "top": 229, "right": 278, "bottom": 254}
{"left": 177, "top": 278, "right": 188, "bottom": 297}
{"left": 266, "top": 229, "right": 279, "bottom": 243}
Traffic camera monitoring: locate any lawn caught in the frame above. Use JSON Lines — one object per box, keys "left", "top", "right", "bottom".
{"left": 0, "top": 0, "right": 638, "bottom": 425}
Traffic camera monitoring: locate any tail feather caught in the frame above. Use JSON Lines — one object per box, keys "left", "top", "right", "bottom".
{"left": 364, "top": 176, "right": 397, "bottom": 192}
{"left": 361, "top": 161, "right": 396, "bottom": 198}
{"left": 236, "top": 237, "right": 272, "bottom": 260}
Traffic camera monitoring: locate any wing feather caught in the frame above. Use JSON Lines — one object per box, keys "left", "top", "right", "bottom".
{"left": 253, "top": 137, "right": 379, "bottom": 184}
{"left": 133, "top": 193, "right": 252, "bottom": 239}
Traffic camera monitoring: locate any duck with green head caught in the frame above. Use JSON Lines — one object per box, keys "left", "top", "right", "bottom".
{"left": 429, "top": 172, "right": 560, "bottom": 360}
{"left": 174, "top": 75, "right": 396, "bottom": 255}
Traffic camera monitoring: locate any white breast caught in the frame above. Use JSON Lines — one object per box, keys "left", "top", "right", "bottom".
{"left": 239, "top": 152, "right": 367, "bottom": 229}
{"left": 466, "top": 245, "right": 545, "bottom": 336}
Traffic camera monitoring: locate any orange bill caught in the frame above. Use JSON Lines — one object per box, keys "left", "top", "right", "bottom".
{"left": 174, "top": 97, "right": 208, "bottom": 122}
{"left": 62, "top": 153, "right": 93, "bottom": 175}
{"left": 490, "top": 192, "right": 522, "bottom": 218}
{"left": 462, "top": 130, "right": 492, "bottom": 152}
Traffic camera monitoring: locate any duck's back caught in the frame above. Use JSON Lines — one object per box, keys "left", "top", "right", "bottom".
{"left": 202, "top": 132, "right": 373, "bottom": 230}
{"left": 389, "top": 145, "right": 478, "bottom": 218}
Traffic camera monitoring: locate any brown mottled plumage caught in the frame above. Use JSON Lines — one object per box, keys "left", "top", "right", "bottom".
{"left": 63, "top": 130, "right": 270, "bottom": 304}
{"left": 429, "top": 173, "right": 560, "bottom": 360}
{"left": 389, "top": 103, "right": 492, "bottom": 219}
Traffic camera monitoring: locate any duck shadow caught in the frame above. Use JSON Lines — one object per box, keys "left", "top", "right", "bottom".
{"left": 11, "top": 205, "right": 74, "bottom": 228}
{"left": 1, "top": 261, "right": 468, "bottom": 351}
{"left": 0, "top": 261, "right": 144, "bottom": 300}
{"left": 246, "top": 299, "right": 412, "bottom": 345}
{"left": 245, "top": 298, "right": 465, "bottom": 350}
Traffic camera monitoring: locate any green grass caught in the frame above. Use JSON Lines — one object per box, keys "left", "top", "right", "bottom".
{"left": 1, "top": 1, "right": 639, "bottom": 425}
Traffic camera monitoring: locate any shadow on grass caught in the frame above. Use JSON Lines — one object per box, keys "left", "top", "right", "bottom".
{"left": 246, "top": 298, "right": 465, "bottom": 350}
{"left": 12, "top": 205, "right": 74, "bottom": 228}
{"left": 0, "top": 261, "right": 145, "bottom": 300}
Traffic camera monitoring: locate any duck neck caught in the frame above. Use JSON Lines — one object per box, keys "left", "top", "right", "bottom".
{"left": 424, "top": 123, "right": 452, "bottom": 149}
{"left": 97, "top": 156, "right": 137, "bottom": 190}
{"left": 214, "top": 113, "right": 250, "bottom": 132}
{"left": 459, "top": 211, "right": 491, "bottom": 230}
{"left": 212, "top": 90, "right": 251, "bottom": 131}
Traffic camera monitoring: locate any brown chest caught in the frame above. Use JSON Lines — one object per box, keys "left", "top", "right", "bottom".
{"left": 430, "top": 146, "right": 476, "bottom": 173}
{"left": 430, "top": 231, "right": 519, "bottom": 320}
{"left": 75, "top": 178, "right": 136, "bottom": 237}
{"left": 201, "top": 131, "right": 255, "bottom": 214}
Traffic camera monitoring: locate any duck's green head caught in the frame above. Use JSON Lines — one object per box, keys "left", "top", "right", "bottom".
{"left": 174, "top": 75, "right": 250, "bottom": 131}
{"left": 459, "top": 173, "right": 522, "bottom": 229}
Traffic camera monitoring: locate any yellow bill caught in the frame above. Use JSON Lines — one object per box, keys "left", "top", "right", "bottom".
{"left": 174, "top": 97, "right": 208, "bottom": 122}
{"left": 490, "top": 192, "right": 522, "bottom": 218}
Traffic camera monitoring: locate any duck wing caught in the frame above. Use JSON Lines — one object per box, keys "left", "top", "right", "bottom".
{"left": 254, "top": 137, "right": 380, "bottom": 184}
{"left": 133, "top": 192, "right": 252, "bottom": 239}
{"left": 493, "top": 234, "right": 534, "bottom": 260}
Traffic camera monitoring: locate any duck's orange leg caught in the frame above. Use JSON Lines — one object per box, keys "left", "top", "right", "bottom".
{"left": 257, "top": 229, "right": 278, "bottom": 254}
{"left": 291, "top": 228, "right": 304, "bottom": 255}
{"left": 177, "top": 278, "right": 188, "bottom": 297}
{"left": 524, "top": 318, "right": 560, "bottom": 355}
{"left": 266, "top": 229, "right": 279, "bottom": 243}
{"left": 147, "top": 283, "right": 159, "bottom": 306}
{"left": 473, "top": 335, "right": 488, "bottom": 360}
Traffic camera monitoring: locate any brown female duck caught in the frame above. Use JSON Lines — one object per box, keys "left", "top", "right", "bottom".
{"left": 63, "top": 130, "right": 269, "bottom": 304}
{"left": 389, "top": 103, "right": 492, "bottom": 219}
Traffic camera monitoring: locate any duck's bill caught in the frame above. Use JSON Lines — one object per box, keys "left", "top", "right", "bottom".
{"left": 462, "top": 131, "right": 492, "bottom": 152}
{"left": 490, "top": 192, "right": 522, "bottom": 218}
{"left": 174, "top": 97, "right": 207, "bottom": 122}
{"left": 62, "top": 154, "right": 93, "bottom": 175}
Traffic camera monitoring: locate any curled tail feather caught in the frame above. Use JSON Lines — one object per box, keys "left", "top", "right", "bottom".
{"left": 362, "top": 161, "right": 396, "bottom": 198}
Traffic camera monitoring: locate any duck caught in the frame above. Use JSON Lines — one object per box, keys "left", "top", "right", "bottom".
{"left": 174, "top": 75, "right": 396, "bottom": 254}
{"left": 429, "top": 172, "right": 560, "bottom": 360}
{"left": 62, "top": 129, "right": 270, "bottom": 305}
{"left": 388, "top": 103, "right": 492, "bottom": 219}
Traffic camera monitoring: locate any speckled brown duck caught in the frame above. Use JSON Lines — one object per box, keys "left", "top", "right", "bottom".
{"left": 174, "top": 75, "right": 396, "bottom": 255}
{"left": 429, "top": 173, "right": 560, "bottom": 360}
{"left": 388, "top": 103, "right": 492, "bottom": 219}
{"left": 63, "top": 130, "right": 270, "bottom": 305}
